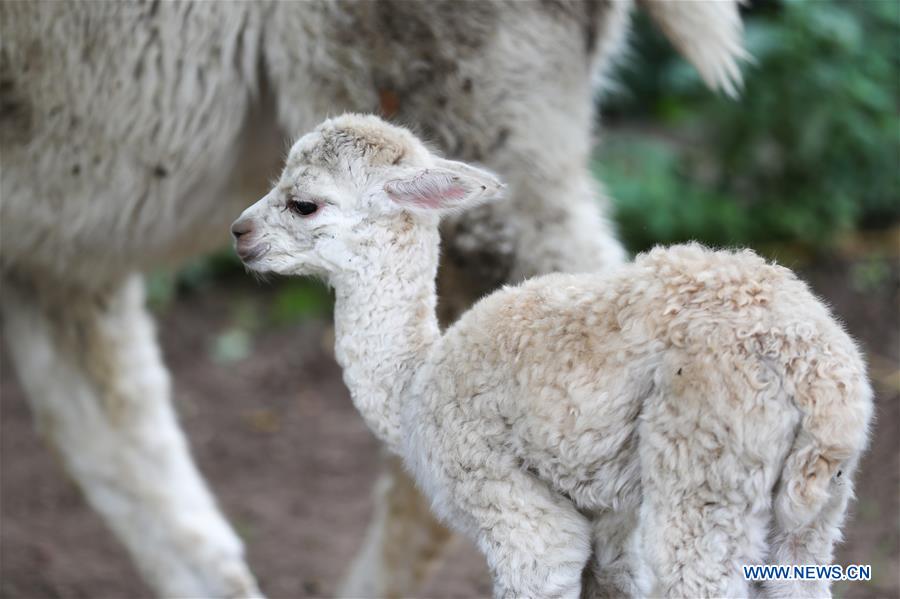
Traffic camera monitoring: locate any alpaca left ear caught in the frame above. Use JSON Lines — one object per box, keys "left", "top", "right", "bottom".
{"left": 384, "top": 159, "right": 504, "bottom": 212}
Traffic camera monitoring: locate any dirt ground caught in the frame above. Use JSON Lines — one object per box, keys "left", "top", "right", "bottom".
{"left": 1, "top": 250, "right": 897, "bottom": 599}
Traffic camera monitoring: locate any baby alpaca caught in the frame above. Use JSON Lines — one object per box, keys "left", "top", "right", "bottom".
{"left": 233, "top": 115, "right": 872, "bottom": 599}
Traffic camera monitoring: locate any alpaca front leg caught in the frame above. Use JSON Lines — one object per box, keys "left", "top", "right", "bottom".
{"left": 337, "top": 454, "right": 454, "bottom": 598}
{"left": 469, "top": 471, "right": 592, "bottom": 599}
{"left": 0, "top": 274, "right": 261, "bottom": 598}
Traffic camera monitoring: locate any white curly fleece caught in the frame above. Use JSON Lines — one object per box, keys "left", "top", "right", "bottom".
{"left": 236, "top": 115, "right": 872, "bottom": 599}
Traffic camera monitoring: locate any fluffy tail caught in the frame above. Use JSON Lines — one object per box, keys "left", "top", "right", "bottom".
{"left": 766, "top": 352, "right": 873, "bottom": 598}
{"left": 639, "top": 0, "right": 750, "bottom": 97}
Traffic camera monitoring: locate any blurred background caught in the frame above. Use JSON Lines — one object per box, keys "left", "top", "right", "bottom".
{"left": 2, "top": 0, "right": 897, "bottom": 597}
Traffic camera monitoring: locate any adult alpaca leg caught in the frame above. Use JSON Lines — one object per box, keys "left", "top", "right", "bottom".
{"left": 0, "top": 274, "right": 260, "bottom": 598}
{"left": 337, "top": 454, "right": 454, "bottom": 597}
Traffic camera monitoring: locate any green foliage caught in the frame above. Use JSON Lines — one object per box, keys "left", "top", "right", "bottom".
{"left": 271, "top": 279, "right": 333, "bottom": 325}
{"left": 594, "top": 135, "right": 749, "bottom": 251}
{"left": 600, "top": 0, "right": 900, "bottom": 254}
{"left": 207, "top": 280, "right": 332, "bottom": 363}
{"left": 148, "top": 247, "right": 333, "bottom": 329}
{"left": 146, "top": 251, "right": 246, "bottom": 310}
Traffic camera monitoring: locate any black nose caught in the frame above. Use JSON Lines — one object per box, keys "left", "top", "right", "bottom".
{"left": 231, "top": 219, "right": 254, "bottom": 239}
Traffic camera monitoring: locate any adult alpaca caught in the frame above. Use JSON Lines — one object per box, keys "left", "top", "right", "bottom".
{"left": 0, "top": 1, "right": 745, "bottom": 596}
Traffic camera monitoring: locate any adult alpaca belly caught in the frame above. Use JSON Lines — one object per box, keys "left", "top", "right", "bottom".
{"left": 0, "top": 2, "right": 262, "bottom": 285}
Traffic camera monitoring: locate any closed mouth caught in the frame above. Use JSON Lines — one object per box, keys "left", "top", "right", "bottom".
{"left": 236, "top": 242, "right": 270, "bottom": 263}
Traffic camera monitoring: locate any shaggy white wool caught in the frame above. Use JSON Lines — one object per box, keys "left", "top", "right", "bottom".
{"left": 0, "top": 277, "right": 261, "bottom": 598}
{"left": 238, "top": 114, "right": 872, "bottom": 599}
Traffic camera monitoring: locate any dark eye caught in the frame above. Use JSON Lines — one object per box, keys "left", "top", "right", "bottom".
{"left": 287, "top": 199, "right": 319, "bottom": 216}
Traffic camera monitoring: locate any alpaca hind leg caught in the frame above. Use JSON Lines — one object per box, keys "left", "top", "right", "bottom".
{"left": 635, "top": 374, "right": 771, "bottom": 598}
{"left": 0, "top": 274, "right": 261, "bottom": 598}
{"left": 635, "top": 468, "right": 769, "bottom": 598}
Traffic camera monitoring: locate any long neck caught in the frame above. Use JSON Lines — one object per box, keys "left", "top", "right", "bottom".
{"left": 330, "top": 222, "right": 442, "bottom": 452}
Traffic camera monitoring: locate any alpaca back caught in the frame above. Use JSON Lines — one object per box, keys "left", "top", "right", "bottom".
{"left": 426, "top": 246, "right": 871, "bottom": 518}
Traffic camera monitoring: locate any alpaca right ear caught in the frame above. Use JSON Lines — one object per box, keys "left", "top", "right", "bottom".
{"left": 384, "top": 159, "right": 504, "bottom": 213}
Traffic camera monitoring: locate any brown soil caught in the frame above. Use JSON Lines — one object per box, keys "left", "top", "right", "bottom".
{"left": 1, "top": 254, "right": 897, "bottom": 599}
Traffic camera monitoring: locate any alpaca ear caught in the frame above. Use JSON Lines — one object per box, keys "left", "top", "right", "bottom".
{"left": 384, "top": 159, "right": 504, "bottom": 212}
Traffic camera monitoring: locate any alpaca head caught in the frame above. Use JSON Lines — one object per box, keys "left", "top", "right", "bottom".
{"left": 232, "top": 114, "right": 504, "bottom": 278}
